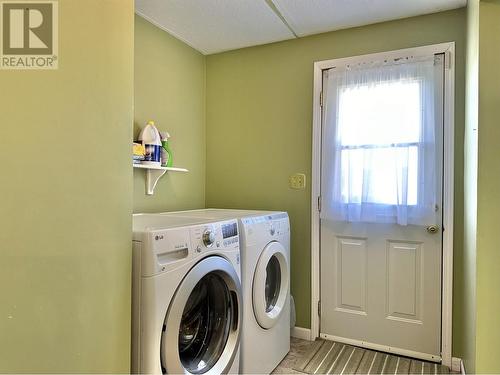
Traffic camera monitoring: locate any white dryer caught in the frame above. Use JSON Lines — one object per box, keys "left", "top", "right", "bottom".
{"left": 156, "top": 209, "right": 291, "bottom": 374}
{"left": 132, "top": 214, "right": 242, "bottom": 374}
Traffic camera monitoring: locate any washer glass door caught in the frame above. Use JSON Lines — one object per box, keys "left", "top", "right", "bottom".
{"left": 179, "top": 273, "right": 231, "bottom": 373}
{"left": 253, "top": 241, "right": 289, "bottom": 329}
{"left": 161, "top": 256, "right": 241, "bottom": 375}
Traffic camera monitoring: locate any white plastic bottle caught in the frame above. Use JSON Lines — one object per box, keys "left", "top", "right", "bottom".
{"left": 138, "top": 121, "right": 161, "bottom": 167}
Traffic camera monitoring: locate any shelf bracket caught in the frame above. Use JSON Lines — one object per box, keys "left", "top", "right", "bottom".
{"left": 133, "top": 164, "right": 188, "bottom": 195}
{"left": 146, "top": 168, "right": 167, "bottom": 195}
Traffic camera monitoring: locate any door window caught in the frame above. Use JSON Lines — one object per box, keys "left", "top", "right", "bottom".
{"left": 178, "top": 273, "right": 233, "bottom": 374}
{"left": 321, "top": 55, "right": 443, "bottom": 225}
{"left": 265, "top": 255, "right": 282, "bottom": 312}
{"left": 337, "top": 80, "right": 420, "bottom": 206}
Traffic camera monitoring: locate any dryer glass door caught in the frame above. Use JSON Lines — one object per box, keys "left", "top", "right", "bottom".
{"left": 265, "top": 255, "right": 282, "bottom": 312}
{"left": 253, "top": 241, "right": 289, "bottom": 329}
{"left": 161, "top": 256, "right": 241, "bottom": 375}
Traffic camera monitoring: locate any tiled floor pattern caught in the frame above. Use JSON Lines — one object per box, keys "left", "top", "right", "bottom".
{"left": 272, "top": 338, "right": 451, "bottom": 375}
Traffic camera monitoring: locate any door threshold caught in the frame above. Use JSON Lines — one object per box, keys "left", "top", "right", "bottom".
{"left": 320, "top": 333, "right": 442, "bottom": 363}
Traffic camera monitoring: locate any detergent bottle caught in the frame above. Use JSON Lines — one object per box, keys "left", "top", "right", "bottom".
{"left": 138, "top": 121, "right": 161, "bottom": 167}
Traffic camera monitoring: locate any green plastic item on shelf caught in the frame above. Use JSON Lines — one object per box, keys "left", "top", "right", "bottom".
{"left": 160, "top": 132, "right": 173, "bottom": 167}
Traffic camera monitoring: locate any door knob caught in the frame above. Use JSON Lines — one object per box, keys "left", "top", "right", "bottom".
{"left": 426, "top": 225, "right": 440, "bottom": 234}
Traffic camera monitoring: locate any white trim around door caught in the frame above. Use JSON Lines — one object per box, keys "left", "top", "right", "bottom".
{"left": 310, "top": 42, "right": 455, "bottom": 367}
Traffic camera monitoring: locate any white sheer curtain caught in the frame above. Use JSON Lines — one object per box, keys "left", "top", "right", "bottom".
{"left": 321, "top": 55, "right": 442, "bottom": 226}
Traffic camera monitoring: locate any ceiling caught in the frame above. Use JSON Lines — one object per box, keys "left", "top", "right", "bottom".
{"left": 134, "top": 0, "right": 466, "bottom": 55}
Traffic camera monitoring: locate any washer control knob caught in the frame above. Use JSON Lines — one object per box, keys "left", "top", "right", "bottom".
{"left": 202, "top": 230, "right": 216, "bottom": 247}
{"left": 270, "top": 227, "right": 276, "bottom": 236}
{"left": 196, "top": 245, "right": 202, "bottom": 253}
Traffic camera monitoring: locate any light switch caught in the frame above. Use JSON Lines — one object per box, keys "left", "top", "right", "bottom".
{"left": 289, "top": 173, "right": 306, "bottom": 190}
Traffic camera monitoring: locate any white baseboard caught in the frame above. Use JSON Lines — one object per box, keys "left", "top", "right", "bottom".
{"left": 451, "top": 357, "right": 465, "bottom": 374}
{"left": 291, "top": 326, "right": 312, "bottom": 341}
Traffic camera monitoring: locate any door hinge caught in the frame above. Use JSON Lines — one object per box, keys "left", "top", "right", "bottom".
{"left": 317, "top": 196, "right": 322, "bottom": 212}
{"left": 318, "top": 300, "right": 321, "bottom": 316}
{"left": 319, "top": 91, "right": 323, "bottom": 108}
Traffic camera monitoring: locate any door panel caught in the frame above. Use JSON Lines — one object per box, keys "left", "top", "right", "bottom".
{"left": 321, "top": 222, "right": 442, "bottom": 359}
{"left": 386, "top": 241, "right": 422, "bottom": 322}
{"left": 337, "top": 237, "right": 367, "bottom": 314}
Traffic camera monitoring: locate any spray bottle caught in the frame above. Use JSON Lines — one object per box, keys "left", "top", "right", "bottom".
{"left": 160, "top": 131, "right": 173, "bottom": 167}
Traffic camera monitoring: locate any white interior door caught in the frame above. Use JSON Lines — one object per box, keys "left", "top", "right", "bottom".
{"left": 319, "top": 53, "right": 445, "bottom": 361}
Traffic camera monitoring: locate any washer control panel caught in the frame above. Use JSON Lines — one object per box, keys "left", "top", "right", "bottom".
{"left": 202, "top": 229, "right": 216, "bottom": 247}
{"left": 221, "top": 221, "right": 239, "bottom": 247}
{"left": 190, "top": 219, "right": 239, "bottom": 253}
{"left": 142, "top": 219, "right": 240, "bottom": 276}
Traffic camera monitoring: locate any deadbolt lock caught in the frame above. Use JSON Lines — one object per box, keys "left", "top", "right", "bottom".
{"left": 426, "top": 225, "right": 440, "bottom": 234}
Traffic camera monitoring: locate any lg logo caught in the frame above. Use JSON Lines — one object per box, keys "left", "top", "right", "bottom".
{"left": 1, "top": 1, "right": 58, "bottom": 69}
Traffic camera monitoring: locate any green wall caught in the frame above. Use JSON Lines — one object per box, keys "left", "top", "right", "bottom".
{"left": 0, "top": 0, "right": 134, "bottom": 372}
{"left": 134, "top": 15, "right": 206, "bottom": 213}
{"left": 461, "top": 0, "right": 479, "bottom": 372}
{"left": 205, "top": 9, "right": 466, "bottom": 343}
{"left": 475, "top": 1, "right": 500, "bottom": 372}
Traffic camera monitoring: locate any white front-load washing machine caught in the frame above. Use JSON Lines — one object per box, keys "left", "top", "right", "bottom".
{"left": 132, "top": 214, "right": 242, "bottom": 374}
{"left": 154, "top": 209, "right": 291, "bottom": 374}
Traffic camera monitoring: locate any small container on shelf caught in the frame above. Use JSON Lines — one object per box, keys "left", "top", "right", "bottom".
{"left": 133, "top": 142, "right": 145, "bottom": 164}
{"left": 138, "top": 121, "right": 161, "bottom": 167}
{"left": 160, "top": 131, "right": 173, "bottom": 167}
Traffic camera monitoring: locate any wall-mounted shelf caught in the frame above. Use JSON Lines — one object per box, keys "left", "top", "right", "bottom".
{"left": 133, "top": 164, "right": 188, "bottom": 195}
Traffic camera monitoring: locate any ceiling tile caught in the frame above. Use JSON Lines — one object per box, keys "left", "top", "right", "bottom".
{"left": 135, "top": 0, "right": 295, "bottom": 55}
{"left": 271, "top": 0, "right": 467, "bottom": 37}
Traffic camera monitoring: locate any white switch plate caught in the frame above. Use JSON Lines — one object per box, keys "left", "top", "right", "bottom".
{"left": 289, "top": 173, "right": 306, "bottom": 190}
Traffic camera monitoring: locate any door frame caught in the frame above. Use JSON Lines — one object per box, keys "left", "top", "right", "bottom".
{"left": 310, "top": 42, "right": 455, "bottom": 366}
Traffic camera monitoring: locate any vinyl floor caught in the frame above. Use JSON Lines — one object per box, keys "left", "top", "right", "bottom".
{"left": 272, "top": 338, "right": 451, "bottom": 375}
